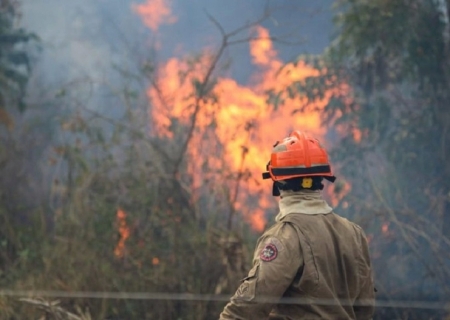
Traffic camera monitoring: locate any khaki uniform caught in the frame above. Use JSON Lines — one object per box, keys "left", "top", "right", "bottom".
{"left": 220, "top": 191, "right": 375, "bottom": 320}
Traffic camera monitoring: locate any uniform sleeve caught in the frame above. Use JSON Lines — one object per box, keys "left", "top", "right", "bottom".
{"left": 220, "top": 223, "right": 303, "bottom": 320}
{"left": 353, "top": 227, "right": 375, "bottom": 320}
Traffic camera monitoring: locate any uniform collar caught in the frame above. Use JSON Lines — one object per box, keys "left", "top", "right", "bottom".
{"left": 276, "top": 190, "right": 333, "bottom": 222}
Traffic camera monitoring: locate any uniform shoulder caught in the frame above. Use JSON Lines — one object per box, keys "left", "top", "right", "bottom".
{"left": 333, "top": 213, "right": 368, "bottom": 234}
{"left": 255, "top": 221, "right": 300, "bottom": 261}
{"left": 259, "top": 221, "right": 298, "bottom": 244}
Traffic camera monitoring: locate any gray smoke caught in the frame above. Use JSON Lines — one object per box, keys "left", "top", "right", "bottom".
{"left": 21, "top": 0, "right": 334, "bottom": 86}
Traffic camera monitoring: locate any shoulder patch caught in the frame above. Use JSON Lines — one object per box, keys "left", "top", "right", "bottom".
{"left": 260, "top": 243, "right": 278, "bottom": 262}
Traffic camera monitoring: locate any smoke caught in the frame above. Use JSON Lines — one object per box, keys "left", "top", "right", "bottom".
{"left": 20, "top": 0, "right": 334, "bottom": 86}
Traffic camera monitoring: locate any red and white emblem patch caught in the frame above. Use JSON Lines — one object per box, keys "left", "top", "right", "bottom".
{"left": 260, "top": 243, "right": 278, "bottom": 262}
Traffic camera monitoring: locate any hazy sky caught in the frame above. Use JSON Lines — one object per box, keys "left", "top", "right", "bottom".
{"left": 20, "top": 0, "right": 334, "bottom": 85}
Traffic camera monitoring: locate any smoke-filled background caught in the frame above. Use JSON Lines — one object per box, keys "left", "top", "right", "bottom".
{"left": 1, "top": 0, "right": 449, "bottom": 319}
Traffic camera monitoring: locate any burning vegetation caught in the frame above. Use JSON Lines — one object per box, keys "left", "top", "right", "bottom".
{"left": 114, "top": 208, "right": 130, "bottom": 258}
{"left": 146, "top": 23, "right": 341, "bottom": 232}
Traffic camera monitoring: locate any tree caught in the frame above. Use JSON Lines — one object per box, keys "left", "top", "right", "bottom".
{"left": 0, "top": 0, "right": 36, "bottom": 120}
{"left": 0, "top": 0, "right": 39, "bottom": 274}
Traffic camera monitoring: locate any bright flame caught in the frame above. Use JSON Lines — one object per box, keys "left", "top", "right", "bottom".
{"left": 132, "top": 0, "right": 177, "bottom": 32}
{"left": 114, "top": 208, "right": 130, "bottom": 258}
{"left": 142, "top": 23, "right": 341, "bottom": 231}
{"left": 250, "top": 26, "right": 277, "bottom": 66}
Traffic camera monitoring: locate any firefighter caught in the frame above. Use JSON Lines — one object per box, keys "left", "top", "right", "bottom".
{"left": 219, "top": 130, "right": 375, "bottom": 320}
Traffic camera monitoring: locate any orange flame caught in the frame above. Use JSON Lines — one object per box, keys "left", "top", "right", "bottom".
{"left": 114, "top": 208, "right": 130, "bottom": 258}
{"left": 381, "top": 222, "right": 389, "bottom": 234}
{"left": 352, "top": 128, "right": 362, "bottom": 143}
{"left": 326, "top": 180, "right": 352, "bottom": 208}
{"left": 132, "top": 0, "right": 177, "bottom": 32}
{"left": 250, "top": 26, "right": 277, "bottom": 66}
{"left": 140, "top": 21, "right": 344, "bottom": 231}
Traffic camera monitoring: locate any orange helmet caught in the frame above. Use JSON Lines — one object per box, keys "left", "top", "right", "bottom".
{"left": 262, "top": 130, "right": 336, "bottom": 182}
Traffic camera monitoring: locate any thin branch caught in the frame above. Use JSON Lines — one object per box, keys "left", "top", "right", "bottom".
{"left": 227, "top": 145, "right": 249, "bottom": 231}
{"left": 171, "top": 10, "right": 285, "bottom": 177}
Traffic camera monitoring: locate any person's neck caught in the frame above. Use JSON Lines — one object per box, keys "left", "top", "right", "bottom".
{"left": 276, "top": 190, "right": 332, "bottom": 221}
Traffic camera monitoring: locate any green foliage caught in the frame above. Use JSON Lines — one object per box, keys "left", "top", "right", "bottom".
{"left": 0, "top": 1, "right": 38, "bottom": 116}
{"left": 333, "top": 0, "right": 447, "bottom": 91}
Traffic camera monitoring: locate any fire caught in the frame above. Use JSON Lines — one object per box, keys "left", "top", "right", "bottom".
{"left": 352, "top": 128, "right": 362, "bottom": 143}
{"left": 326, "top": 179, "right": 352, "bottom": 208}
{"left": 381, "top": 222, "right": 390, "bottom": 234}
{"left": 114, "top": 208, "right": 130, "bottom": 258}
{"left": 250, "top": 26, "right": 278, "bottom": 67}
{"left": 137, "top": 8, "right": 340, "bottom": 231}
{"left": 132, "top": 0, "right": 177, "bottom": 32}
